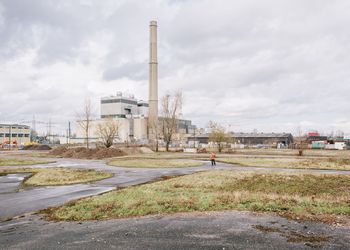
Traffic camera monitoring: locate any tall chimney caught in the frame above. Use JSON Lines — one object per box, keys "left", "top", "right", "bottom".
{"left": 148, "top": 20, "right": 158, "bottom": 137}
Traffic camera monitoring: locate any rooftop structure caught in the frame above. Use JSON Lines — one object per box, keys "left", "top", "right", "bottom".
{"left": 101, "top": 92, "right": 149, "bottom": 119}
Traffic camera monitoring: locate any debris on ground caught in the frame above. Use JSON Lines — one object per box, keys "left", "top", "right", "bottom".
{"left": 197, "top": 148, "right": 207, "bottom": 153}
{"left": 23, "top": 144, "right": 52, "bottom": 150}
{"left": 49, "top": 146, "right": 153, "bottom": 159}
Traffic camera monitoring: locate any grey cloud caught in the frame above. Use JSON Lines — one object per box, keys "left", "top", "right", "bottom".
{"left": 103, "top": 62, "right": 147, "bottom": 81}
{"left": 1, "top": 0, "right": 350, "bottom": 135}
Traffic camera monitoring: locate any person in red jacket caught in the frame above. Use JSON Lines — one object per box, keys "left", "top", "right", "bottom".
{"left": 210, "top": 152, "right": 216, "bottom": 166}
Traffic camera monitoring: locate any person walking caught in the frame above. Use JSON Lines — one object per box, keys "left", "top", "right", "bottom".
{"left": 210, "top": 152, "right": 216, "bottom": 166}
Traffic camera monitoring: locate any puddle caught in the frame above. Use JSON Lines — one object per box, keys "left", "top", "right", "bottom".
{"left": 5, "top": 175, "right": 25, "bottom": 181}
{"left": 56, "top": 163, "right": 83, "bottom": 167}
{"left": 0, "top": 174, "right": 31, "bottom": 194}
{"left": 253, "top": 224, "right": 331, "bottom": 247}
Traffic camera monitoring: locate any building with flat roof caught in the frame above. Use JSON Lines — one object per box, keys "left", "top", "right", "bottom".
{"left": 101, "top": 92, "right": 149, "bottom": 119}
{"left": 0, "top": 124, "right": 31, "bottom": 147}
{"left": 74, "top": 92, "right": 195, "bottom": 145}
{"left": 187, "top": 132, "right": 293, "bottom": 148}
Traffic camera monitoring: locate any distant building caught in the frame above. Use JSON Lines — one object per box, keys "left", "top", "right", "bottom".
{"left": 0, "top": 124, "right": 31, "bottom": 147}
{"left": 100, "top": 92, "right": 148, "bottom": 119}
{"left": 187, "top": 132, "right": 293, "bottom": 148}
{"left": 74, "top": 92, "right": 195, "bottom": 145}
{"left": 306, "top": 132, "right": 327, "bottom": 143}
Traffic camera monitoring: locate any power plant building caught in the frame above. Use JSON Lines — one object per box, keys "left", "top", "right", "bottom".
{"left": 101, "top": 93, "right": 149, "bottom": 119}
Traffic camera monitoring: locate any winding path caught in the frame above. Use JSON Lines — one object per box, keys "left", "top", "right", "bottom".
{"left": 1, "top": 157, "right": 350, "bottom": 220}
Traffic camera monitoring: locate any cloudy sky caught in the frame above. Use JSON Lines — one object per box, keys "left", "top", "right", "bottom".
{"left": 1, "top": 0, "right": 350, "bottom": 136}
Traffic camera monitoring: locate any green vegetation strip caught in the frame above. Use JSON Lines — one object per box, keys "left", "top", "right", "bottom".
{"left": 0, "top": 158, "right": 54, "bottom": 166}
{"left": 218, "top": 157, "right": 350, "bottom": 170}
{"left": 0, "top": 168, "right": 113, "bottom": 186}
{"left": 108, "top": 159, "right": 203, "bottom": 168}
{"left": 44, "top": 170, "right": 350, "bottom": 222}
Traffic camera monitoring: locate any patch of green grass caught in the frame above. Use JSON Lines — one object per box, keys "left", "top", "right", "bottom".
{"left": 108, "top": 159, "right": 203, "bottom": 168}
{"left": 43, "top": 171, "right": 350, "bottom": 222}
{"left": 0, "top": 158, "right": 53, "bottom": 166}
{"left": 218, "top": 157, "right": 350, "bottom": 170}
{"left": 0, "top": 167, "right": 113, "bottom": 186}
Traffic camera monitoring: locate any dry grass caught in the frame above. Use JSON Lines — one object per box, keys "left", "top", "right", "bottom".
{"left": 43, "top": 171, "right": 350, "bottom": 222}
{"left": 108, "top": 158, "right": 203, "bottom": 168}
{"left": 218, "top": 157, "right": 350, "bottom": 170}
{"left": 0, "top": 158, "right": 53, "bottom": 166}
{"left": 0, "top": 167, "right": 112, "bottom": 186}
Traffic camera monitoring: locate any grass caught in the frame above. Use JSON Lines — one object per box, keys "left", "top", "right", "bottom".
{"left": 43, "top": 170, "right": 350, "bottom": 222}
{"left": 0, "top": 158, "right": 53, "bottom": 166}
{"left": 218, "top": 157, "right": 350, "bottom": 170}
{"left": 108, "top": 158, "right": 203, "bottom": 168}
{"left": 0, "top": 167, "right": 113, "bottom": 186}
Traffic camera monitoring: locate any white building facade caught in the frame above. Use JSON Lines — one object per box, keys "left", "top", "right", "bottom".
{"left": 0, "top": 124, "right": 31, "bottom": 147}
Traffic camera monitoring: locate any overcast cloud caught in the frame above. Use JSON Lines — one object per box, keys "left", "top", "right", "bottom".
{"left": 1, "top": 0, "right": 350, "bottom": 135}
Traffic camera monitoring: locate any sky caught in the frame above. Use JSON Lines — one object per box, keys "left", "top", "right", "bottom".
{"left": 1, "top": 0, "right": 350, "bottom": 136}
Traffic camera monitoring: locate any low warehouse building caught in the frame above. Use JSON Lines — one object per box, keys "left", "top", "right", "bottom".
{"left": 188, "top": 132, "right": 294, "bottom": 148}
{"left": 0, "top": 124, "right": 31, "bottom": 147}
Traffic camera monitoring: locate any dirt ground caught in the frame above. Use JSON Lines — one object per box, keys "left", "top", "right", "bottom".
{"left": 48, "top": 146, "right": 154, "bottom": 159}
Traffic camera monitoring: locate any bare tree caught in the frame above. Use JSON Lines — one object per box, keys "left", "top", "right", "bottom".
{"left": 295, "top": 126, "right": 306, "bottom": 156}
{"left": 96, "top": 118, "right": 119, "bottom": 148}
{"left": 161, "top": 91, "right": 183, "bottom": 152}
{"left": 149, "top": 119, "right": 160, "bottom": 152}
{"left": 208, "top": 121, "right": 232, "bottom": 153}
{"left": 76, "top": 98, "right": 93, "bottom": 149}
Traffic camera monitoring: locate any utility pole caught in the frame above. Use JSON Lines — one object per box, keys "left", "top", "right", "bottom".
{"left": 32, "top": 115, "right": 36, "bottom": 132}
{"left": 9, "top": 125, "right": 12, "bottom": 150}
{"left": 48, "top": 118, "right": 52, "bottom": 144}
{"left": 68, "top": 121, "right": 71, "bottom": 144}
{"left": 193, "top": 127, "right": 197, "bottom": 149}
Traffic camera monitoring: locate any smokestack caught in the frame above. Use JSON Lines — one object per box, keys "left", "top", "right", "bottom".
{"left": 149, "top": 20, "right": 158, "bottom": 135}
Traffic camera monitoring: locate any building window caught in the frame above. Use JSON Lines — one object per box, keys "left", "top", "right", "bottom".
{"left": 18, "top": 134, "right": 23, "bottom": 137}
{"left": 24, "top": 134, "right": 29, "bottom": 137}
{"left": 12, "top": 134, "right": 18, "bottom": 137}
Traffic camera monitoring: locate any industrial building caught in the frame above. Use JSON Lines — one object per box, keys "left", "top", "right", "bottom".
{"left": 0, "top": 124, "right": 31, "bottom": 147}
{"left": 74, "top": 92, "right": 196, "bottom": 144}
{"left": 187, "top": 132, "right": 294, "bottom": 148}
{"left": 306, "top": 132, "right": 328, "bottom": 143}
{"left": 101, "top": 92, "right": 149, "bottom": 119}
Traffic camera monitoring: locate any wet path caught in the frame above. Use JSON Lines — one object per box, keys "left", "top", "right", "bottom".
{"left": 1, "top": 157, "right": 350, "bottom": 220}
{"left": 0, "top": 173, "right": 31, "bottom": 194}
{"left": 1, "top": 211, "right": 349, "bottom": 249}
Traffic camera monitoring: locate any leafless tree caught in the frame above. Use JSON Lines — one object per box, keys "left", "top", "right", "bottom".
{"left": 208, "top": 121, "right": 232, "bottom": 153}
{"left": 96, "top": 118, "right": 119, "bottom": 148}
{"left": 149, "top": 119, "right": 160, "bottom": 152}
{"left": 161, "top": 91, "right": 183, "bottom": 152}
{"left": 295, "top": 126, "right": 306, "bottom": 156}
{"left": 76, "top": 98, "right": 93, "bottom": 149}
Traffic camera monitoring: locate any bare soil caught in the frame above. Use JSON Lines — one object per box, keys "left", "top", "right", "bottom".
{"left": 49, "top": 147, "right": 127, "bottom": 159}
{"left": 48, "top": 146, "right": 154, "bottom": 159}
{"left": 23, "top": 144, "right": 52, "bottom": 150}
